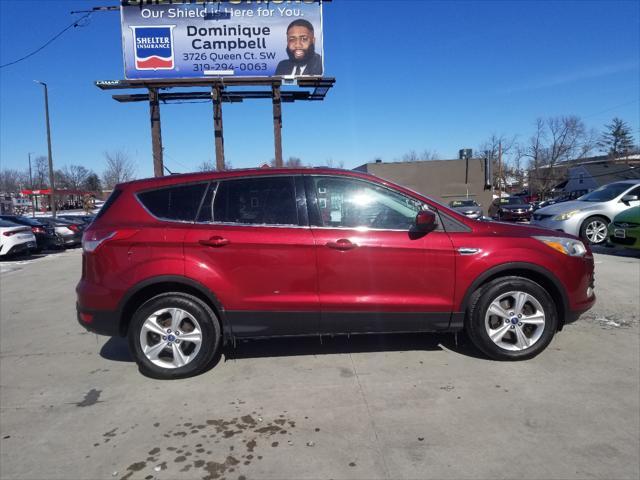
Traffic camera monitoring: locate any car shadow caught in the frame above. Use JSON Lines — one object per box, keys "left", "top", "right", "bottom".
{"left": 100, "top": 336, "right": 132, "bottom": 362}
{"left": 99, "top": 331, "right": 488, "bottom": 368}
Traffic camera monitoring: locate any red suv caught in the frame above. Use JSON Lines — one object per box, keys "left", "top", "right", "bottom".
{"left": 77, "top": 169, "right": 595, "bottom": 378}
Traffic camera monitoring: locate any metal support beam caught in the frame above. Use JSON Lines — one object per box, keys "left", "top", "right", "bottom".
{"left": 212, "top": 85, "right": 226, "bottom": 171}
{"left": 148, "top": 88, "right": 164, "bottom": 177}
{"left": 272, "top": 84, "right": 283, "bottom": 168}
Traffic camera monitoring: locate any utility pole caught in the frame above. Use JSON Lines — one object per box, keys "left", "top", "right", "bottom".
{"left": 498, "top": 141, "right": 503, "bottom": 200}
{"left": 28, "top": 152, "right": 35, "bottom": 217}
{"left": 35, "top": 81, "right": 56, "bottom": 218}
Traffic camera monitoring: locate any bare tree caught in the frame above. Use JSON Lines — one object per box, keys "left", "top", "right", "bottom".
{"left": 522, "top": 116, "right": 595, "bottom": 198}
{"left": 0, "top": 169, "right": 28, "bottom": 194}
{"left": 322, "top": 158, "right": 345, "bottom": 168}
{"left": 398, "top": 149, "right": 440, "bottom": 163}
{"left": 477, "top": 134, "right": 518, "bottom": 191}
{"left": 420, "top": 149, "right": 440, "bottom": 161}
{"left": 33, "top": 156, "right": 49, "bottom": 189}
{"left": 269, "top": 157, "right": 305, "bottom": 167}
{"left": 60, "top": 165, "right": 90, "bottom": 190}
{"left": 102, "top": 150, "right": 136, "bottom": 189}
{"left": 198, "top": 160, "right": 215, "bottom": 172}
{"left": 284, "top": 157, "right": 303, "bottom": 167}
{"left": 401, "top": 150, "right": 420, "bottom": 162}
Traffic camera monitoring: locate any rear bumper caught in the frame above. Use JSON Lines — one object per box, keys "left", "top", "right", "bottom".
{"left": 59, "top": 234, "right": 81, "bottom": 246}
{"left": 76, "top": 303, "right": 121, "bottom": 336}
{"left": 1, "top": 242, "right": 34, "bottom": 257}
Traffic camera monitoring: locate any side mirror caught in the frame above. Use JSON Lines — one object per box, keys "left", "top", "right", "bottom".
{"left": 415, "top": 210, "right": 437, "bottom": 231}
{"left": 621, "top": 194, "right": 639, "bottom": 204}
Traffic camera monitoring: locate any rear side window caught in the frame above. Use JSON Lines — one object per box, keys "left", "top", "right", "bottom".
{"left": 138, "top": 183, "right": 208, "bottom": 222}
{"left": 95, "top": 189, "right": 122, "bottom": 220}
{"left": 213, "top": 177, "right": 298, "bottom": 225}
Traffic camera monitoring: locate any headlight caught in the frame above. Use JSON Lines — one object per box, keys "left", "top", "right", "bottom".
{"left": 553, "top": 210, "right": 580, "bottom": 221}
{"left": 533, "top": 236, "right": 587, "bottom": 257}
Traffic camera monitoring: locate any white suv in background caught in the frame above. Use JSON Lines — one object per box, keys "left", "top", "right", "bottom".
{"left": 531, "top": 180, "right": 640, "bottom": 245}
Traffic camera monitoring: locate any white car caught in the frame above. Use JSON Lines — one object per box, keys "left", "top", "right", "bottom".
{"left": 0, "top": 219, "right": 36, "bottom": 257}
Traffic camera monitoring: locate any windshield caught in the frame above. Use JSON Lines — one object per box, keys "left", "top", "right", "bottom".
{"left": 500, "top": 197, "right": 526, "bottom": 205}
{"left": 579, "top": 183, "right": 632, "bottom": 202}
{"left": 450, "top": 200, "right": 478, "bottom": 207}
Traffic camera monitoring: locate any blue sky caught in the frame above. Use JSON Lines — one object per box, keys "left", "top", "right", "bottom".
{"left": 1, "top": 0, "right": 639, "bottom": 179}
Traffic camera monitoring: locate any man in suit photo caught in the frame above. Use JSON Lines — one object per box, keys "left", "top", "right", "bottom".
{"left": 275, "top": 19, "right": 323, "bottom": 76}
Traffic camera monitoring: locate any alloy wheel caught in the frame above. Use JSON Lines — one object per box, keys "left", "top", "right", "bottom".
{"left": 139, "top": 308, "right": 203, "bottom": 369}
{"left": 585, "top": 219, "right": 608, "bottom": 244}
{"left": 484, "top": 291, "right": 546, "bottom": 351}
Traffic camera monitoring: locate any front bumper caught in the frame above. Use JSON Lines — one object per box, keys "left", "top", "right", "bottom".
{"left": 608, "top": 226, "right": 640, "bottom": 249}
{"left": 530, "top": 215, "right": 583, "bottom": 236}
{"left": 499, "top": 210, "right": 532, "bottom": 221}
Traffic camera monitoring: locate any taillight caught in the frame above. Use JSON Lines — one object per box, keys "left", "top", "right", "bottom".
{"left": 68, "top": 224, "right": 79, "bottom": 232}
{"left": 3, "top": 228, "right": 29, "bottom": 237}
{"left": 32, "top": 227, "right": 45, "bottom": 234}
{"left": 82, "top": 229, "right": 137, "bottom": 253}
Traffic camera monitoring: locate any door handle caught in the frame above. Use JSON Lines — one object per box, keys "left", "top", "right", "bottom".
{"left": 199, "top": 236, "right": 230, "bottom": 248}
{"left": 326, "top": 239, "right": 358, "bottom": 251}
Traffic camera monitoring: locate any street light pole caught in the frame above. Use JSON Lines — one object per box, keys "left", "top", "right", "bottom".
{"left": 35, "top": 81, "right": 56, "bottom": 218}
{"left": 28, "top": 152, "right": 36, "bottom": 217}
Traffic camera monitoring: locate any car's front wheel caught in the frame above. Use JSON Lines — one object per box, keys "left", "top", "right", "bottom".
{"left": 466, "top": 277, "right": 558, "bottom": 360}
{"left": 128, "top": 292, "right": 220, "bottom": 379}
{"left": 580, "top": 216, "right": 609, "bottom": 245}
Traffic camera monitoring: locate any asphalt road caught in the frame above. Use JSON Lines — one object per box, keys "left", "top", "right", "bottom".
{"left": 1, "top": 247, "right": 638, "bottom": 480}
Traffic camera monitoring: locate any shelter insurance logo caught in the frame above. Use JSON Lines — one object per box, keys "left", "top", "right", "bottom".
{"left": 130, "top": 26, "right": 176, "bottom": 70}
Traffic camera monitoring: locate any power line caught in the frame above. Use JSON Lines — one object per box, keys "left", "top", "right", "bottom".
{"left": 0, "top": 12, "right": 94, "bottom": 69}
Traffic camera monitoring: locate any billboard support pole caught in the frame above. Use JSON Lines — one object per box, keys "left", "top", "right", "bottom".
{"left": 272, "top": 84, "right": 283, "bottom": 167}
{"left": 212, "top": 85, "right": 226, "bottom": 171}
{"left": 149, "top": 88, "right": 164, "bottom": 177}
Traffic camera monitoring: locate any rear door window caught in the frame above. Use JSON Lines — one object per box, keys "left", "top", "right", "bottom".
{"left": 138, "top": 183, "right": 208, "bottom": 222}
{"left": 212, "top": 177, "right": 298, "bottom": 226}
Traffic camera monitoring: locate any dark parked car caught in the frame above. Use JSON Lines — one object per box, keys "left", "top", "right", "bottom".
{"left": 77, "top": 168, "right": 595, "bottom": 379}
{"left": 489, "top": 197, "right": 533, "bottom": 222}
{"left": 36, "top": 217, "right": 83, "bottom": 247}
{"left": 448, "top": 200, "right": 483, "bottom": 219}
{"left": 57, "top": 214, "right": 95, "bottom": 226}
{"left": 0, "top": 215, "right": 59, "bottom": 251}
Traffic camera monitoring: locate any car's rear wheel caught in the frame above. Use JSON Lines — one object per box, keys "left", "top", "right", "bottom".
{"left": 580, "top": 215, "right": 609, "bottom": 245}
{"left": 128, "top": 292, "right": 220, "bottom": 379}
{"left": 466, "top": 277, "right": 558, "bottom": 360}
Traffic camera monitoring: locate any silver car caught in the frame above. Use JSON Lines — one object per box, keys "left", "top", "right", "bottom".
{"left": 448, "top": 199, "right": 483, "bottom": 219}
{"left": 531, "top": 180, "right": 640, "bottom": 245}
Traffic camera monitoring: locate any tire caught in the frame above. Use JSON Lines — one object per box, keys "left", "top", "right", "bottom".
{"left": 128, "top": 292, "right": 221, "bottom": 379}
{"left": 580, "top": 215, "right": 609, "bottom": 245}
{"left": 466, "top": 276, "right": 558, "bottom": 361}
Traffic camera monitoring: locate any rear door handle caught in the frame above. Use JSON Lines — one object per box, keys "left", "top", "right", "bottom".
{"left": 326, "top": 239, "right": 358, "bottom": 251}
{"left": 199, "top": 236, "right": 230, "bottom": 248}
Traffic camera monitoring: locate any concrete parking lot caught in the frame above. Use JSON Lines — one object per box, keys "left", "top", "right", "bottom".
{"left": 1, "top": 247, "right": 638, "bottom": 480}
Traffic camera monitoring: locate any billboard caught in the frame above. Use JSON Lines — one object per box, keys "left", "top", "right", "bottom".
{"left": 121, "top": 0, "right": 324, "bottom": 80}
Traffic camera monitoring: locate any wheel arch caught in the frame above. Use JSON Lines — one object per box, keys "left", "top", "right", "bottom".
{"left": 117, "top": 275, "right": 230, "bottom": 339}
{"left": 460, "top": 263, "right": 570, "bottom": 330}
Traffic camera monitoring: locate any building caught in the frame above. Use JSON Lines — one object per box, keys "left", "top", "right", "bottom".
{"left": 354, "top": 156, "right": 492, "bottom": 209}
{"left": 556, "top": 154, "right": 640, "bottom": 195}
